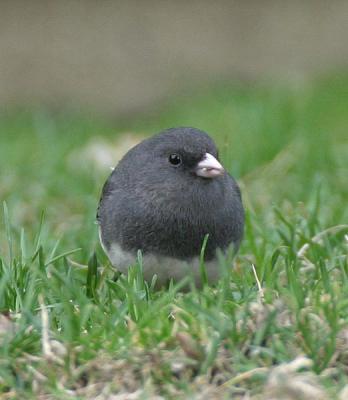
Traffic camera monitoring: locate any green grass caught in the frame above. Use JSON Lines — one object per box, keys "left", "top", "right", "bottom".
{"left": 0, "top": 73, "right": 348, "bottom": 399}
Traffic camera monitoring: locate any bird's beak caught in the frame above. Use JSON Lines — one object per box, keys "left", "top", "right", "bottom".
{"left": 195, "top": 153, "right": 225, "bottom": 178}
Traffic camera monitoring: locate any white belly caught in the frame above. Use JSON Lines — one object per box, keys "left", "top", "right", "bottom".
{"left": 104, "top": 241, "right": 221, "bottom": 286}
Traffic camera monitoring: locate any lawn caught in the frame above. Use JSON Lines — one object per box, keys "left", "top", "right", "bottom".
{"left": 0, "top": 73, "right": 348, "bottom": 399}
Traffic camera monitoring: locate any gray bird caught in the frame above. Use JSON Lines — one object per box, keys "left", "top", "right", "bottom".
{"left": 97, "top": 127, "right": 244, "bottom": 285}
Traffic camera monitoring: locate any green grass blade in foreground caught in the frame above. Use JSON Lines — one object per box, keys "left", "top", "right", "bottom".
{"left": 199, "top": 234, "right": 209, "bottom": 286}
{"left": 3, "top": 202, "right": 13, "bottom": 265}
{"left": 86, "top": 252, "right": 99, "bottom": 300}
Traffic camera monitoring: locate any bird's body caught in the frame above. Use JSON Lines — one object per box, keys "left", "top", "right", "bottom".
{"left": 97, "top": 127, "right": 244, "bottom": 285}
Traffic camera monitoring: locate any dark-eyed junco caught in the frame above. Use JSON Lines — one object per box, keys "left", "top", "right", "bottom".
{"left": 97, "top": 127, "right": 244, "bottom": 285}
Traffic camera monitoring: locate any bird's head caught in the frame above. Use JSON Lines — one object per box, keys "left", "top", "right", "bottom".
{"left": 120, "top": 127, "right": 225, "bottom": 191}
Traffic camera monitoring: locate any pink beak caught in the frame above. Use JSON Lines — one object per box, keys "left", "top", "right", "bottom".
{"left": 195, "top": 153, "right": 225, "bottom": 178}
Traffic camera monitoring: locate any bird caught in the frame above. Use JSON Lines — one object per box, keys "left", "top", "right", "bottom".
{"left": 97, "top": 127, "right": 244, "bottom": 286}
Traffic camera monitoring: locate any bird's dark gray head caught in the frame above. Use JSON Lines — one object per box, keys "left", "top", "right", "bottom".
{"left": 118, "top": 127, "right": 225, "bottom": 189}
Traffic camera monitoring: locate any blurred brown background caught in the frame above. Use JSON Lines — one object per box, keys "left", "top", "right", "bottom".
{"left": 1, "top": 0, "right": 348, "bottom": 115}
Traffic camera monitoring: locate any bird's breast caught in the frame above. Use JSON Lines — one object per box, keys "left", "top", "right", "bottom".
{"left": 105, "top": 241, "right": 221, "bottom": 286}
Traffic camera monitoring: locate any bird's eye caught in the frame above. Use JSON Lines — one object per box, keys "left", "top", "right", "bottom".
{"left": 168, "top": 153, "right": 182, "bottom": 166}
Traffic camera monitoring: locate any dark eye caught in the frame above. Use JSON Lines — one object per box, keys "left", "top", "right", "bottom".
{"left": 168, "top": 153, "right": 182, "bottom": 166}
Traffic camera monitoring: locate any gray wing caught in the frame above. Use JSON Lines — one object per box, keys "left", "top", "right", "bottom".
{"left": 96, "top": 176, "right": 115, "bottom": 224}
